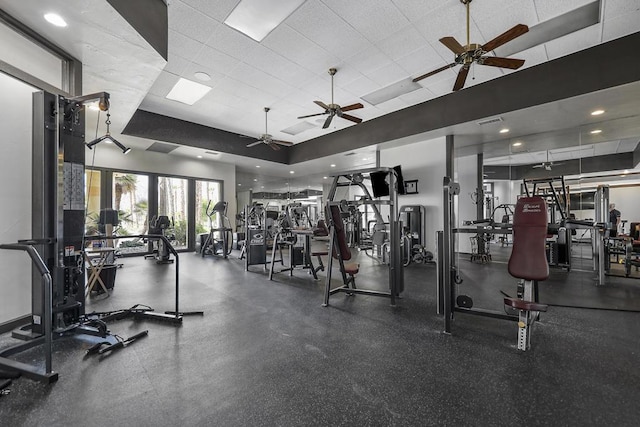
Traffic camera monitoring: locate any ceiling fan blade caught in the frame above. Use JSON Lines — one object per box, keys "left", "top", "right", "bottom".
{"left": 481, "top": 56, "right": 525, "bottom": 69}
{"left": 340, "top": 103, "right": 363, "bottom": 112}
{"left": 439, "top": 36, "right": 466, "bottom": 55}
{"left": 267, "top": 142, "right": 281, "bottom": 151}
{"left": 532, "top": 164, "right": 544, "bottom": 169}
{"left": 413, "top": 63, "right": 457, "bottom": 82}
{"left": 481, "top": 24, "right": 529, "bottom": 52}
{"left": 272, "top": 140, "right": 294, "bottom": 146}
{"left": 322, "top": 114, "right": 334, "bottom": 129}
{"left": 314, "top": 100, "right": 330, "bottom": 110}
{"left": 297, "top": 112, "right": 327, "bottom": 119}
{"left": 340, "top": 113, "right": 362, "bottom": 124}
{"left": 246, "top": 140, "right": 263, "bottom": 148}
{"left": 453, "top": 65, "right": 470, "bottom": 91}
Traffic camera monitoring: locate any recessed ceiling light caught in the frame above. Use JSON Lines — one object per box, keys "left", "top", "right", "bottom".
{"left": 224, "top": 0, "right": 305, "bottom": 42}
{"left": 323, "top": 176, "right": 328, "bottom": 179}
{"left": 591, "top": 109, "right": 605, "bottom": 116}
{"left": 624, "top": 170, "right": 629, "bottom": 174}
{"left": 512, "top": 141, "right": 523, "bottom": 147}
{"left": 289, "top": 171, "right": 295, "bottom": 174}
{"left": 165, "top": 77, "right": 211, "bottom": 105}
{"left": 194, "top": 72, "right": 211, "bottom": 82}
{"left": 362, "top": 157, "right": 368, "bottom": 161}
{"left": 238, "top": 183, "right": 242, "bottom": 186}
{"left": 253, "top": 179, "right": 258, "bottom": 182}
{"left": 255, "top": 165, "right": 260, "bottom": 168}
{"left": 197, "top": 155, "right": 203, "bottom": 158}
{"left": 330, "top": 164, "right": 336, "bottom": 168}
{"left": 590, "top": 129, "right": 602, "bottom": 134}
{"left": 44, "top": 13, "right": 67, "bottom": 27}
{"left": 261, "top": 186, "right": 264, "bottom": 189}
{"left": 499, "top": 128, "right": 510, "bottom": 134}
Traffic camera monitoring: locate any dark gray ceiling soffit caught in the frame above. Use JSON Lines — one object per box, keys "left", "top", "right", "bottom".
{"left": 123, "top": 32, "right": 640, "bottom": 165}
{"left": 122, "top": 110, "right": 289, "bottom": 164}
{"left": 484, "top": 152, "right": 634, "bottom": 180}
{"left": 633, "top": 141, "right": 640, "bottom": 167}
{"left": 107, "top": 0, "right": 168, "bottom": 60}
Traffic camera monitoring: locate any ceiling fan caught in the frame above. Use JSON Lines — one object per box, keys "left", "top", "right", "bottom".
{"left": 413, "top": 0, "right": 529, "bottom": 91}
{"left": 246, "top": 107, "right": 293, "bottom": 151}
{"left": 533, "top": 151, "right": 565, "bottom": 171}
{"left": 297, "top": 68, "right": 363, "bottom": 129}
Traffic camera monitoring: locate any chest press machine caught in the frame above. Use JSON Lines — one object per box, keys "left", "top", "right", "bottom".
{"left": 440, "top": 176, "right": 548, "bottom": 351}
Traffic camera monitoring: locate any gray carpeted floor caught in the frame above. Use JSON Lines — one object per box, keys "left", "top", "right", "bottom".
{"left": 1, "top": 248, "right": 639, "bottom": 426}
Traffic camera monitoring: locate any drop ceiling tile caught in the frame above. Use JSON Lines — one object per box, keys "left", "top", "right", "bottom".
{"left": 533, "top": 0, "right": 595, "bottom": 22}
{"left": 395, "top": 44, "right": 445, "bottom": 76}
{"left": 377, "top": 26, "right": 427, "bottom": 61}
{"left": 192, "top": 45, "right": 241, "bottom": 76}
{"left": 412, "top": 3, "right": 465, "bottom": 42}
{"left": 147, "top": 71, "right": 180, "bottom": 97}
{"left": 205, "top": 21, "right": 260, "bottom": 61}
{"left": 506, "top": 44, "right": 548, "bottom": 70}
{"left": 241, "top": 45, "right": 314, "bottom": 88}
{"left": 602, "top": 9, "right": 640, "bottom": 42}
{"left": 545, "top": 25, "right": 601, "bottom": 60}
{"left": 603, "top": 0, "right": 640, "bottom": 20}
{"left": 364, "top": 62, "right": 410, "bottom": 86}
{"left": 464, "top": 65, "right": 504, "bottom": 88}
{"left": 168, "top": 1, "right": 219, "bottom": 42}
{"left": 398, "top": 86, "right": 436, "bottom": 105}
{"left": 262, "top": 24, "right": 339, "bottom": 74}
{"left": 391, "top": 0, "right": 446, "bottom": 23}
{"left": 321, "top": 0, "right": 410, "bottom": 42}
{"left": 343, "top": 75, "right": 380, "bottom": 98}
{"left": 179, "top": 0, "right": 240, "bottom": 22}
{"left": 163, "top": 53, "right": 192, "bottom": 75}
{"left": 286, "top": 0, "right": 371, "bottom": 60}
{"left": 168, "top": 30, "right": 205, "bottom": 61}
{"left": 475, "top": 2, "right": 539, "bottom": 44}
{"left": 343, "top": 46, "right": 390, "bottom": 75}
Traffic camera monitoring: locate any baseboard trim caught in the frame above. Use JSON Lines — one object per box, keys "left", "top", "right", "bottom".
{"left": 0, "top": 315, "right": 30, "bottom": 335}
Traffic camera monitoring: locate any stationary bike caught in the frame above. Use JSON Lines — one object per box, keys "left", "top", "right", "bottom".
{"left": 201, "top": 201, "right": 233, "bottom": 259}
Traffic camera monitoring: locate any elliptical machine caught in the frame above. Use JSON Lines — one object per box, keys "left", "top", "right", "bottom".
{"left": 201, "top": 201, "right": 233, "bottom": 259}
{"left": 145, "top": 215, "right": 175, "bottom": 264}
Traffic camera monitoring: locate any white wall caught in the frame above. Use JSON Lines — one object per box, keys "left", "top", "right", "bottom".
{"left": 455, "top": 155, "right": 479, "bottom": 253}
{"left": 90, "top": 145, "right": 237, "bottom": 227}
{"left": 0, "top": 72, "right": 38, "bottom": 324}
{"left": 379, "top": 136, "right": 446, "bottom": 254}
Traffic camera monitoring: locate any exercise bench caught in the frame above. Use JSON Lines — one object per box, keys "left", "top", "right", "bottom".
{"left": 505, "top": 196, "right": 549, "bottom": 351}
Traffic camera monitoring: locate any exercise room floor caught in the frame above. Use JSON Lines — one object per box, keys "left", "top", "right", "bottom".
{"left": 1, "top": 249, "right": 639, "bottom": 426}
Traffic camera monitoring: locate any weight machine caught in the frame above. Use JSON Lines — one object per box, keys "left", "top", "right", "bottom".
{"left": 323, "top": 167, "right": 404, "bottom": 306}
{"left": 201, "top": 200, "right": 233, "bottom": 259}
{"left": 145, "top": 215, "right": 175, "bottom": 264}
{"left": 242, "top": 203, "right": 268, "bottom": 272}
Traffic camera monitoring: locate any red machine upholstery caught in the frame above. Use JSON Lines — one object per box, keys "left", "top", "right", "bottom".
{"left": 508, "top": 197, "right": 549, "bottom": 282}
{"left": 328, "top": 205, "right": 352, "bottom": 261}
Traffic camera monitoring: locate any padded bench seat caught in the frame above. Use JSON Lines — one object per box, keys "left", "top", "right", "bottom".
{"left": 503, "top": 297, "right": 548, "bottom": 312}
{"left": 344, "top": 263, "right": 359, "bottom": 275}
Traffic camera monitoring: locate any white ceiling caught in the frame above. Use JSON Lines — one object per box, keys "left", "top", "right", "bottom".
{"left": 2, "top": 0, "right": 640, "bottom": 192}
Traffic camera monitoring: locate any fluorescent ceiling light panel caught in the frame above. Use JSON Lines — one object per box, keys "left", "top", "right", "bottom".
{"left": 166, "top": 78, "right": 211, "bottom": 105}
{"left": 361, "top": 78, "right": 421, "bottom": 106}
{"left": 44, "top": 13, "right": 67, "bottom": 27}
{"left": 281, "top": 121, "right": 315, "bottom": 135}
{"left": 495, "top": 0, "right": 600, "bottom": 57}
{"left": 224, "top": 0, "right": 305, "bottom": 42}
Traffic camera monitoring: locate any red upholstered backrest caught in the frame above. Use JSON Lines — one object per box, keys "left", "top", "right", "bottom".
{"left": 508, "top": 197, "right": 549, "bottom": 281}
{"left": 328, "top": 204, "right": 352, "bottom": 261}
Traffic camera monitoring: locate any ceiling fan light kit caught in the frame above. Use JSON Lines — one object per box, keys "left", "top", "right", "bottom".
{"left": 413, "top": 0, "right": 529, "bottom": 91}
{"left": 297, "top": 68, "right": 364, "bottom": 129}
{"left": 246, "top": 107, "right": 294, "bottom": 151}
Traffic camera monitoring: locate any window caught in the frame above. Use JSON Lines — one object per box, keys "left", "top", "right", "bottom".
{"left": 158, "top": 176, "right": 189, "bottom": 249}
{"left": 113, "top": 172, "right": 149, "bottom": 254}
{"left": 195, "top": 180, "right": 222, "bottom": 236}
{"left": 84, "top": 169, "right": 101, "bottom": 234}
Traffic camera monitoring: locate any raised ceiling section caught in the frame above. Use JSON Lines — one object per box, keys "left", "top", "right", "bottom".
{"left": 123, "top": 31, "right": 640, "bottom": 165}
